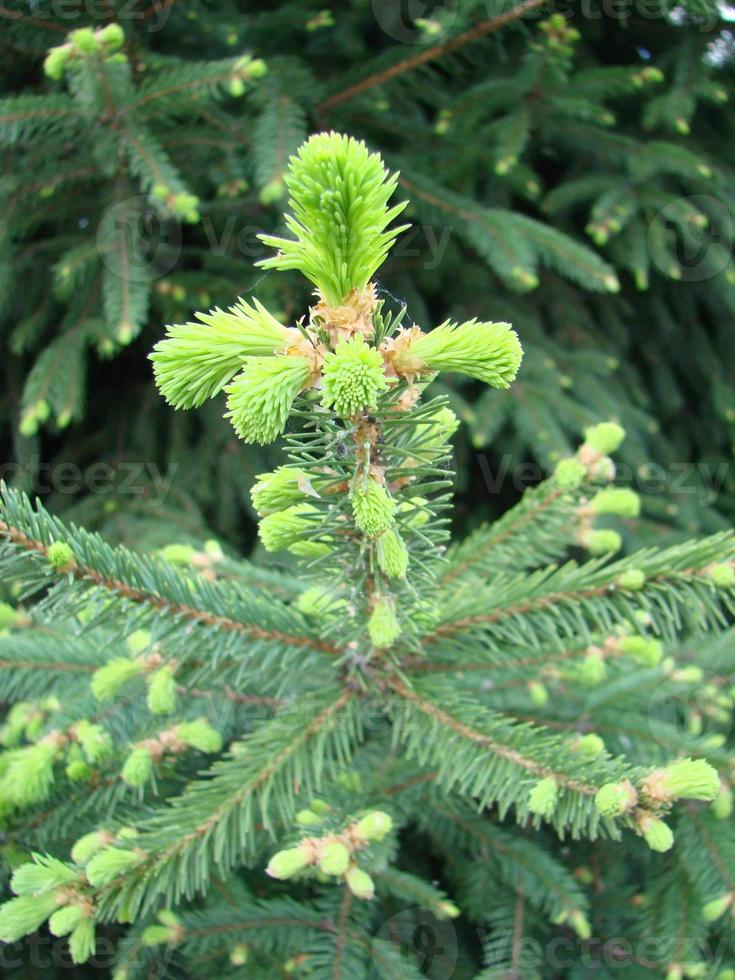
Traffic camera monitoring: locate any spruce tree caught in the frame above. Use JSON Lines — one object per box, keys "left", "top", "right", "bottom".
{"left": 0, "top": 133, "right": 734, "bottom": 978}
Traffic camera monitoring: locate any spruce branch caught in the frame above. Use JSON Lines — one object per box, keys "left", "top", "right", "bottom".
{"left": 317, "top": 0, "right": 546, "bottom": 113}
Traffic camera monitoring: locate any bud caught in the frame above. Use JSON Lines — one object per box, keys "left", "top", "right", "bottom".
{"left": 368, "top": 599, "right": 402, "bottom": 648}
{"left": 91, "top": 657, "right": 143, "bottom": 700}
{"left": 594, "top": 780, "right": 637, "bottom": 818}
{"left": 554, "top": 458, "right": 586, "bottom": 489}
{"left": 589, "top": 488, "right": 640, "bottom": 519}
{"left": 712, "top": 785, "right": 733, "bottom": 820}
{"left": 617, "top": 569, "right": 645, "bottom": 591}
{"left": 11, "top": 855, "right": 78, "bottom": 896}
{"left": 353, "top": 811, "right": 393, "bottom": 842}
{"left": 386, "top": 320, "right": 522, "bottom": 389}
{"left": 528, "top": 777, "right": 558, "bottom": 819}
{"left": 71, "top": 830, "right": 113, "bottom": 866}
{"left": 528, "top": 681, "right": 548, "bottom": 706}
{"left": 645, "top": 759, "right": 720, "bottom": 803}
{"left": 97, "top": 23, "right": 125, "bottom": 50}
{"left": 122, "top": 746, "right": 154, "bottom": 787}
{"left": 147, "top": 667, "right": 177, "bottom": 715}
{"left": 707, "top": 564, "right": 735, "bottom": 588}
{"left": 584, "top": 529, "right": 622, "bottom": 555}
{"left": 259, "top": 504, "right": 318, "bottom": 553}
{"left": 702, "top": 893, "right": 732, "bottom": 922}
{"left": 176, "top": 718, "right": 222, "bottom": 753}
{"left": 160, "top": 543, "right": 197, "bottom": 565}
{"left": 69, "top": 918, "right": 96, "bottom": 965}
{"left": 0, "top": 893, "right": 63, "bottom": 943}
{"left": 637, "top": 814, "right": 674, "bottom": 852}
{"left": 376, "top": 529, "right": 409, "bottom": 579}
{"left": 74, "top": 720, "right": 112, "bottom": 763}
{"left": 142, "top": 924, "right": 171, "bottom": 946}
{"left": 572, "top": 733, "right": 605, "bottom": 755}
{"left": 230, "top": 943, "right": 249, "bottom": 965}
{"left": 43, "top": 45, "right": 71, "bottom": 80}
{"left": 583, "top": 422, "right": 626, "bottom": 456}
{"left": 437, "top": 901, "right": 460, "bottom": 919}
{"left": 85, "top": 847, "right": 144, "bottom": 887}
{"left": 0, "top": 602, "right": 24, "bottom": 630}
{"left": 66, "top": 760, "right": 92, "bottom": 781}
{"left": 251, "top": 467, "right": 308, "bottom": 515}
{"left": 266, "top": 843, "right": 314, "bottom": 879}
{"left": 618, "top": 636, "right": 663, "bottom": 667}
{"left": 296, "top": 809, "right": 322, "bottom": 827}
{"left": 322, "top": 336, "right": 389, "bottom": 417}
{"left": 352, "top": 481, "right": 396, "bottom": 538}
{"left": 345, "top": 866, "right": 375, "bottom": 900}
{"left": 226, "top": 355, "right": 312, "bottom": 445}
{"left": 69, "top": 27, "right": 97, "bottom": 54}
{"left": 48, "top": 905, "right": 84, "bottom": 937}
{"left": 318, "top": 841, "right": 350, "bottom": 876}
{"left": 569, "top": 910, "right": 591, "bottom": 940}
{"left": 47, "top": 541, "right": 75, "bottom": 571}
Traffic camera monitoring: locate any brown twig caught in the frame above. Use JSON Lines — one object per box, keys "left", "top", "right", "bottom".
{"left": 317, "top": 0, "right": 546, "bottom": 114}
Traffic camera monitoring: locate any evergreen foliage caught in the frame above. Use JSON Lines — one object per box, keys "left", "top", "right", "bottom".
{"left": 1, "top": 0, "right": 734, "bottom": 545}
{"left": 0, "top": 132, "right": 733, "bottom": 978}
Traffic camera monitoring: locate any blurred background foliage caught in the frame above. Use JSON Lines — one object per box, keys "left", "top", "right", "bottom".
{"left": 1, "top": 0, "right": 734, "bottom": 558}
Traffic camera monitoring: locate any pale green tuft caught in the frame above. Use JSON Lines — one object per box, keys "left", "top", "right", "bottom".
{"left": 225, "top": 355, "right": 312, "bottom": 444}
{"left": 639, "top": 815, "right": 674, "bottom": 852}
{"left": 585, "top": 529, "right": 622, "bottom": 555}
{"left": 0, "top": 893, "right": 62, "bottom": 943}
{"left": 251, "top": 467, "right": 309, "bottom": 515}
{"left": 708, "top": 563, "right": 735, "bottom": 588}
{"left": 318, "top": 841, "right": 350, "bottom": 876}
{"left": 703, "top": 894, "right": 732, "bottom": 922}
{"left": 86, "top": 847, "right": 144, "bottom": 887}
{"left": 376, "top": 529, "right": 409, "bottom": 579}
{"left": 589, "top": 487, "right": 641, "bottom": 518}
{"left": 74, "top": 720, "right": 112, "bottom": 763}
{"left": 353, "top": 811, "right": 393, "bottom": 842}
{"left": 352, "top": 480, "right": 396, "bottom": 538}
{"left": 71, "top": 831, "right": 111, "bottom": 866}
{"left": 346, "top": 867, "right": 374, "bottom": 900}
{"left": 69, "top": 918, "right": 96, "bottom": 964}
{"left": 49, "top": 905, "right": 84, "bottom": 937}
{"left": 528, "top": 777, "right": 559, "bottom": 819}
{"left": 368, "top": 599, "right": 402, "bottom": 648}
{"left": 619, "top": 636, "right": 663, "bottom": 667}
{"left": 48, "top": 541, "right": 74, "bottom": 570}
{"left": 11, "top": 854, "right": 78, "bottom": 896}
{"left": 176, "top": 718, "right": 222, "bottom": 753}
{"left": 257, "top": 132, "right": 409, "bottom": 306}
{"left": 617, "top": 568, "right": 645, "bottom": 591}
{"left": 394, "top": 320, "right": 523, "bottom": 388}
{"left": 659, "top": 758, "right": 720, "bottom": 801}
{"left": 147, "top": 667, "right": 177, "bottom": 715}
{"left": 595, "top": 781, "right": 637, "bottom": 817}
{"left": 554, "top": 457, "right": 586, "bottom": 489}
{"left": 321, "top": 335, "right": 389, "bottom": 416}
{"left": 259, "top": 503, "right": 318, "bottom": 553}
{"left": 122, "top": 746, "right": 154, "bottom": 787}
{"left": 151, "top": 298, "right": 289, "bottom": 409}
{"left": 266, "top": 844, "right": 313, "bottom": 879}
{"left": 583, "top": 422, "right": 626, "bottom": 455}
{"left": 91, "top": 658, "right": 144, "bottom": 701}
